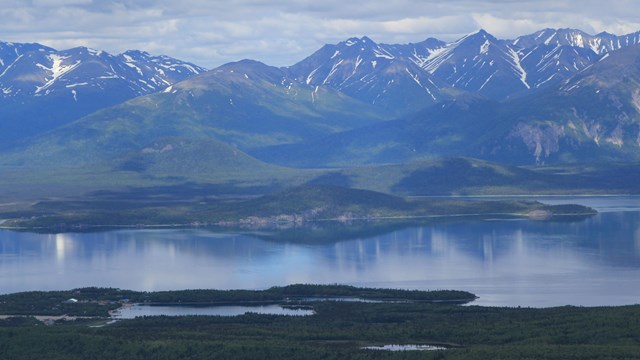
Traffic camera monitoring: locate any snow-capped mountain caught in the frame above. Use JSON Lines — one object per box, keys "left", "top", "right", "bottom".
{"left": 0, "top": 41, "right": 54, "bottom": 75}
{"left": 421, "top": 30, "right": 530, "bottom": 99}
{"left": 381, "top": 38, "right": 447, "bottom": 66}
{"left": 416, "top": 28, "right": 636, "bottom": 98}
{"left": 286, "top": 36, "right": 452, "bottom": 114}
{"left": 513, "top": 28, "right": 640, "bottom": 54}
{"left": 0, "top": 44, "right": 205, "bottom": 101}
{"left": 503, "top": 29, "right": 640, "bottom": 90}
{"left": 288, "top": 30, "right": 535, "bottom": 104}
{"left": 288, "top": 28, "right": 640, "bottom": 105}
{"left": 0, "top": 40, "right": 205, "bottom": 145}
{"left": 516, "top": 44, "right": 599, "bottom": 89}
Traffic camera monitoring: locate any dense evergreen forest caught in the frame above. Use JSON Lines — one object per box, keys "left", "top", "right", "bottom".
{"left": 1, "top": 286, "right": 639, "bottom": 359}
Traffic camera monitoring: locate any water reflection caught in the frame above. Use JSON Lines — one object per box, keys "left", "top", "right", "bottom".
{"left": 1, "top": 209, "right": 640, "bottom": 307}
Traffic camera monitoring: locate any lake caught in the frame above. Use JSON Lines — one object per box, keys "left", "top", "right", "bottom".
{"left": 1, "top": 196, "right": 639, "bottom": 307}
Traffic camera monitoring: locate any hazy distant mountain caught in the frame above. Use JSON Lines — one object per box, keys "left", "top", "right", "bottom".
{"left": 0, "top": 41, "right": 204, "bottom": 146}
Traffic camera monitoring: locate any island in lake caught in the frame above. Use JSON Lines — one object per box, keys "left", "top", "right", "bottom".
{"left": 0, "top": 185, "right": 596, "bottom": 231}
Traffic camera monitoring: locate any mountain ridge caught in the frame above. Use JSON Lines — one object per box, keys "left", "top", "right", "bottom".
{"left": 285, "top": 36, "right": 454, "bottom": 115}
{"left": 282, "top": 28, "right": 640, "bottom": 113}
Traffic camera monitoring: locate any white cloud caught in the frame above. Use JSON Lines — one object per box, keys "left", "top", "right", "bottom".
{"left": 31, "top": 0, "right": 92, "bottom": 6}
{"left": 471, "top": 14, "right": 561, "bottom": 39}
{"left": 1, "top": 0, "right": 639, "bottom": 68}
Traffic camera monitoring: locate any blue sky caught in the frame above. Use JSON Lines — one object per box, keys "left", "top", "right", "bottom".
{"left": 2, "top": 0, "right": 639, "bottom": 68}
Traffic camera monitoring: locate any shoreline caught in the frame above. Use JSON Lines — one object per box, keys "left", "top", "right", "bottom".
{"left": 0, "top": 209, "right": 597, "bottom": 232}
{"left": 410, "top": 194, "right": 640, "bottom": 198}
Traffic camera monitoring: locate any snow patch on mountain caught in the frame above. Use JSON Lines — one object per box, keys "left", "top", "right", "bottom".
{"left": 423, "top": 46, "right": 454, "bottom": 74}
{"left": 35, "top": 54, "right": 81, "bottom": 94}
{"left": 508, "top": 47, "right": 530, "bottom": 89}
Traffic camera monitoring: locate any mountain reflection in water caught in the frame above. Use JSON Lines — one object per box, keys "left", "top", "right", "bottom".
{"left": 1, "top": 197, "right": 640, "bottom": 307}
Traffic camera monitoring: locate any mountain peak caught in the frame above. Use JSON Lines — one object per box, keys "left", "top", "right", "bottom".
{"left": 64, "top": 46, "right": 103, "bottom": 56}
{"left": 211, "top": 59, "right": 283, "bottom": 82}
{"left": 596, "top": 31, "right": 615, "bottom": 37}
{"left": 422, "top": 27, "right": 532, "bottom": 98}
{"left": 341, "top": 36, "right": 377, "bottom": 47}
{"left": 223, "top": 58, "right": 269, "bottom": 68}
{"left": 360, "top": 35, "right": 374, "bottom": 43}
{"left": 557, "top": 27, "right": 588, "bottom": 33}
{"left": 449, "top": 29, "right": 502, "bottom": 48}
{"left": 470, "top": 29, "right": 490, "bottom": 37}
{"left": 122, "top": 49, "right": 151, "bottom": 58}
{"left": 456, "top": 29, "right": 498, "bottom": 44}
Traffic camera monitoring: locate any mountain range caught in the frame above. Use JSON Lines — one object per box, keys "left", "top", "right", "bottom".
{"left": 285, "top": 28, "right": 640, "bottom": 107}
{"left": 0, "top": 42, "right": 204, "bottom": 146}
{"left": 261, "top": 28, "right": 640, "bottom": 166}
{"left": 2, "top": 27, "right": 640, "bottom": 199}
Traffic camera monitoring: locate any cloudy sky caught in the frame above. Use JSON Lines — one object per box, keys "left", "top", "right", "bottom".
{"left": 2, "top": 0, "right": 640, "bottom": 68}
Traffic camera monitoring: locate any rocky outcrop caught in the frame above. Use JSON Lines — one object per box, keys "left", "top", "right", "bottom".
{"left": 509, "top": 122, "right": 564, "bottom": 163}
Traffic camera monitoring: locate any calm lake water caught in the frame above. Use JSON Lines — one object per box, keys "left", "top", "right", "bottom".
{"left": 1, "top": 196, "right": 639, "bottom": 307}
{"left": 113, "top": 304, "right": 314, "bottom": 319}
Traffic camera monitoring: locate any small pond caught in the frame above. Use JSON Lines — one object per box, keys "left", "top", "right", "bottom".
{"left": 363, "top": 344, "right": 447, "bottom": 351}
{"left": 112, "top": 304, "right": 314, "bottom": 319}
